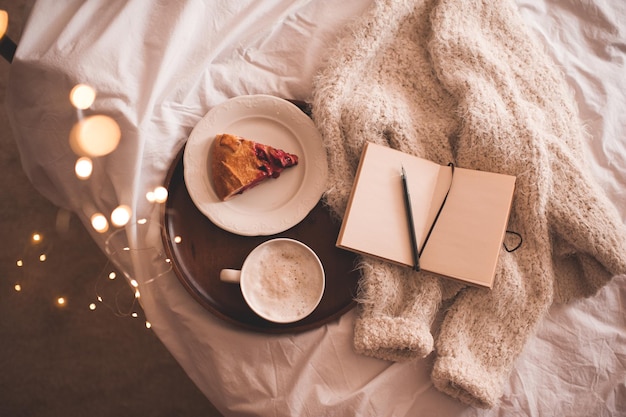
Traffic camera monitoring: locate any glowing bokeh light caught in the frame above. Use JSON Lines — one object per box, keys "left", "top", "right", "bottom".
{"left": 69, "top": 115, "right": 121, "bottom": 157}
{"left": 69, "top": 84, "right": 96, "bottom": 110}
{"left": 137, "top": 218, "right": 147, "bottom": 225}
{"left": 111, "top": 205, "right": 132, "bottom": 227}
{"left": 134, "top": 289, "right": 140, "bottom": 298}
{"left": 108, "top": 272, "right": 116, "bottom": 280}
{"left": 39, "top": 254, "right": 46, "bottom": 262}
{"left": 174, "top": 235, "right": 182, "bottom": 244}
{"left": 145, "top": 321, "right": 152, "bottom": 329}
{"left": 32, "top": 233, "right": 41, "bottom": 243}
{"left": 0, "top": 10, "right": 7, "bottom": 39}
{"left": 130, "top": 279, "right": 139, "bottom": 288}
{"left": 14, "top": 284, "right": 21, "bottom": 292}
{"left": 16, "top": 260, "right": 23, "bottom": 267}
{"left": 90, "top": 212, "right": 109, "bottom": 233}
{"left": 153, "top": 186, "right": 168, "bottom": 203}
{"left": 89, "top": 303, "right": 97, "bottom": 311}
{"left": 146, "top": 186, "right": 168, "bottom": 203}
{"left": 57, "top": 297, "right": 67, "bottom": 307}
{"left": 75, "top": 157, "right": 93, "bottom": 179}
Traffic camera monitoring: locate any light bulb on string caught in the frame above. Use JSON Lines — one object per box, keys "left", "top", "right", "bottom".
{"left": 25, "top": 231, "right": 51, "bottom": 265}
{"left": 90, "top": 212, "right": 109, "bottom": 233}
{"left": 111, "top": 205, "right": 132, "bottom": 227}
{"left": 0, "top": 10, "right": 16, "bottom": 63}
{"left": 75, "top": 156, "right": 93, "bottom": 179}
{"left": 0, "top": 10, "right": 8, "bottom": 39}
{"left": 70, "top": 84, "right": 96, "bottom": 110}
{"left": 69, "top": 115, "right": 121, "bottom": 157}
{"left": 153, "top": 186, "right": 168, "bottom": 203}
{"left": 146, "top": 186, "right": 168, "bottom": 203}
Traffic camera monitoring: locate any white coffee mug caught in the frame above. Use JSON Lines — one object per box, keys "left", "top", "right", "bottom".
{"left": 220, "top": 238, "right": 325, "bottom": 323}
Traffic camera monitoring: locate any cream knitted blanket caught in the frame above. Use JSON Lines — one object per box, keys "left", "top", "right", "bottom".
{"left": 311, "top": 0, "right": 626, "bottom": 409}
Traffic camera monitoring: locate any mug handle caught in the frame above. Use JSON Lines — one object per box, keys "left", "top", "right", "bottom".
{"left": 220, "top": 269, "right": 242, "bottom": 283}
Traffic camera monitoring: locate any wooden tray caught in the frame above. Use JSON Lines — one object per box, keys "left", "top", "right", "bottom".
{"left": 160, "top": 147, "right": 360, "bottom": 333}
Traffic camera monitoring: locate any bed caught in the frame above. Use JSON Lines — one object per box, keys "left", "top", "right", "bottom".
{"left": 7, "top": 0, "right": 625, "bottom": 415}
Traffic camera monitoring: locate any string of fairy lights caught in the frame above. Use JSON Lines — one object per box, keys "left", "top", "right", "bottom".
{"left": 68, "top": 84, "right": 170, "bottom": 231}
{"left": 13, "top": 232, "right": 147, "bottom": 325}
{"left": 4, "top": 8, "right": 178, "bottom": 327}
{"left": 10, "top": 82, "right": 180, "bottom": 329}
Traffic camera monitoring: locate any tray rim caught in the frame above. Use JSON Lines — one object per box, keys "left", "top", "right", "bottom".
{"left": 160, "top": 144, "right": 358, "bottom": 333}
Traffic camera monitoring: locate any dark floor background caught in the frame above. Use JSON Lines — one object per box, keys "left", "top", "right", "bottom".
{"left": 0, "top": 2, "right": 223, "bottom": 416}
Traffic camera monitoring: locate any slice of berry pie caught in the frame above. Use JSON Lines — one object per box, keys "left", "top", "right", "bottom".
{"left": 211, "top": 133, "right": 299, "bottom": 201}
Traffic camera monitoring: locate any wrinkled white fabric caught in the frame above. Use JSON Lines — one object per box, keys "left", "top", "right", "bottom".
{"left": 6, "top": 0, "right": 625, "bottom": 416}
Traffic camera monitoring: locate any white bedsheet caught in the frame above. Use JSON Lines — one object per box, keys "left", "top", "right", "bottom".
{"left": 7, "top": 0, "right": 625, "bottom": 416}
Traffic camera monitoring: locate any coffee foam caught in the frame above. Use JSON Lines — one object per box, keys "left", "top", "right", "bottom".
{"left": 243, "top": 240, "right": 323, "bottom": 323}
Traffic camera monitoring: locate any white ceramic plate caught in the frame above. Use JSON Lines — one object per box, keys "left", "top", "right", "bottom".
{"left": 183, "top": 95, "right": 328, "bottom": 236}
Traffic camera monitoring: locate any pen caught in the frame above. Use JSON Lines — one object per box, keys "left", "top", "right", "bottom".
{"left": 401, "top": 165, "right": 420, "bottom": 271}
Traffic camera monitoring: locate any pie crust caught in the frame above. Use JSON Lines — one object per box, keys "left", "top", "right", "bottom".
{"left": 211, "top": 133, "right": 299, "bottom": 201}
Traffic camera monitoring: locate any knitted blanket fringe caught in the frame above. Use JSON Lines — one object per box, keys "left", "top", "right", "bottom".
{"left": 311, "top": 0, "right": 626, "bottom": 409}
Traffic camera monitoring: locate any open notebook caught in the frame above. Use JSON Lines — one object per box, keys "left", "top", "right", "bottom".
{"left": 336, "top": 142, "right": 516, "bottom": 288}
